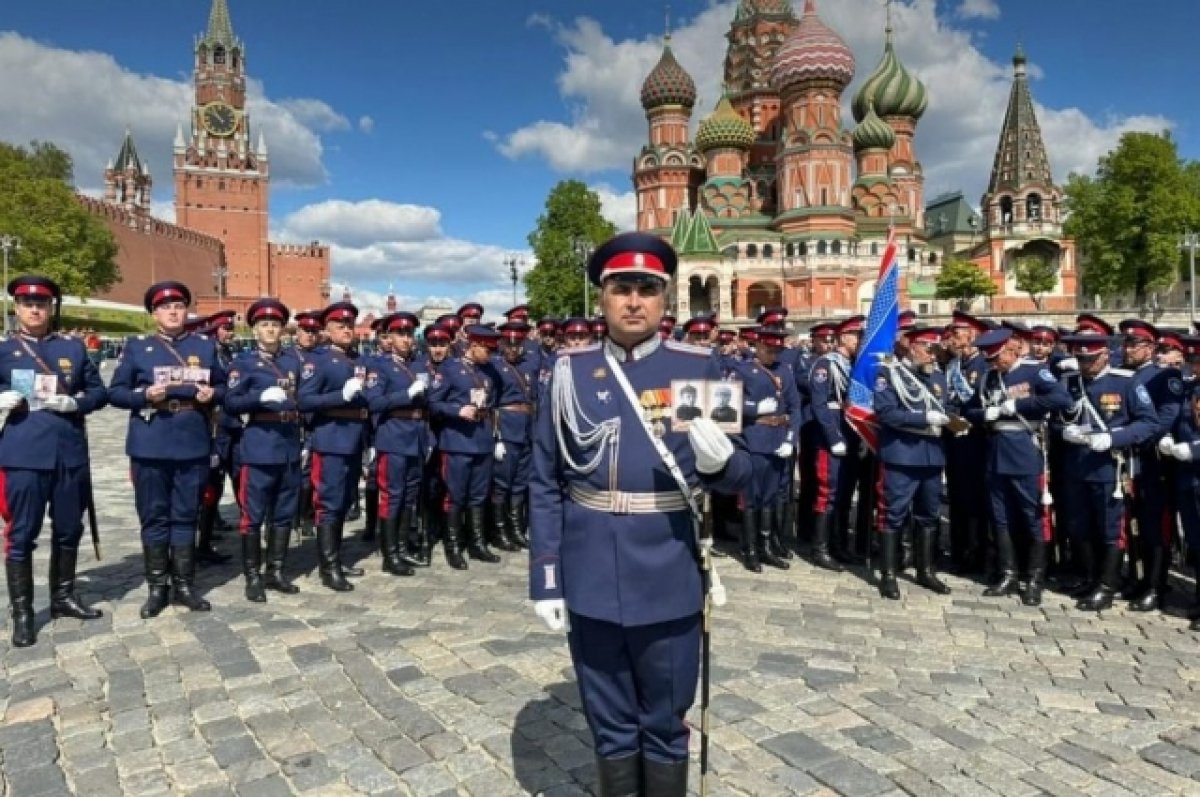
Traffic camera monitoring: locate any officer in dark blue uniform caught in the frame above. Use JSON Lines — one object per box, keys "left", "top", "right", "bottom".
{"left": 296, "top": 302, "right": 369, "bottom": 591}
{"left": 943, "top": 311, "right": 991, "bottom": 573}
{"left": 529, "top": 232, "right": 751, "bottom": 795}
{"left": 0, "top": 275, "right": 107, "bottom": 647}
{"left": 357, "top": 314, "right": 396, "bottom": 543}
{"left": 729, "top": 325, "right": 799, "bottom": 572}
{"left": 362, "top": 311, "right": 428, "bottom": 576}
{"left": 1162, "top": 380, "right": 1200, "bottom": 630}
{"left": 196, "top": 309, "right": 239, "bottom": 565}
{"left": 223, "top": 299, "right": 304, "bottom": 602}
{"left": 290, "top": 310, "right": 324, "bottom": 539}
{"left": 1117, "top": 319, "right": 1183, "bottom": 612}
{"left": 109, "top": 281, "right": 226, "bottom": 617}
{"left": 872, "top": 327, "right": 951, "bottom": 600}
{"left": 1057, "top": 334, "right": 1156, "bottom": 612}
{"left": 492, "top": 321, "right": 539, "bottom": 552}
{"left": 796, "top": 322, "right": 835, "bottom": 543}
{"left": 964, "top": 328, "right": 1071, "bottom": 606}
{"left": 415, "top": 323, "right": 454, "bottom": 565}
{"left": 453, "top": 303, "right": 484, "bottom": 358}
{"left": 534, "top": 317, "right": 559, "bottom": 370}
{"left": 659, "top": 314, "right": 677, "bottom": 341}
{"left": 429, "top": 324, "right": 502, "bottom": 568}
{"left": 757, "top": 309, "right": 800, "bottom": 560}
{"left": 560, "top": 317, "right": 593, "bottom": 350}
{"left": 591, "top": 316, "right": 609, "bottom": 342}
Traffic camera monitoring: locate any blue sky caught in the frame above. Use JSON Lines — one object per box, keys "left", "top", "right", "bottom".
{"left": 1, "top": 0, "right": 1195, "bottom": 315}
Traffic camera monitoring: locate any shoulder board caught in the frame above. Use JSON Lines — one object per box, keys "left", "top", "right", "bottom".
{"left": 135, "top": 335, "right": 146, "bottom": 341}
{"left": 1109, "top": 368, "right": 1134, "bottom": 378}
{"left": 561, "top": 344, "right": 600, "bottom": 356}
{"left": 1020, "top": 358, "right": 1042, "bottom": 366}
{"left": 198, "top": 333, "right": 209, "bottom": 341}
{"left": 664, "top": 340, "right": 710, "bottom": 356}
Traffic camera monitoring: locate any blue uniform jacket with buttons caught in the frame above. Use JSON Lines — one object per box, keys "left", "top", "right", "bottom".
{"left": 491, "top": 354, "right": 539, "bottom": 444}
{"left": 963, "top": 361, "right": 1071, "bottom": 476}
{"left": 792, "top": 351, "right": 815, "bottom": 424}
{"left": 1130, "top": 362, "right": 1183, "bottom": 454}
{"left": 108, "top": 332, "right": 227, "bottom": 461}
{"left": 296, "top": 345, "right": 368, "bottom": 456}
{"left": 428, "top": 356, "right": 499, "bottom": 454}
{"left": 873, "top": 360, "right": 948, "bottom": 469}
{"left": 808, "top": 352, "right": 855, "bottom": 448}
{"left": 1059, "top": 367, "right": 1157, "bottom": 483}
{"left": 731, "top": 357, "right": 802, "bottom": 454}
{"left": 224, "top": 347, "right": 303, "bottom": 465}
{"left": 0, "top": 332, "right": 107, "bottom": 469}
{"left": 529, "top": 337, "right": 752, "bottom": 627}
{"left": 363, "top": 354, "right": 428, "bottom": 457}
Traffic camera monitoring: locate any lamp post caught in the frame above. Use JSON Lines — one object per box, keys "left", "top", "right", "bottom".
{"left": 212, "top": 263, "right": 228, "bottom": 311}
{"left": 571, "top": 236, "right": 594, "bottom": 315}
{"left": 1182, "top": 231, "right": 1200, "bottom": 323}
{"left": 0, "top": 235, "right": 22, "bottom": 334}
{"left": 504, "top": 254, "right": 524, "bottom": 307}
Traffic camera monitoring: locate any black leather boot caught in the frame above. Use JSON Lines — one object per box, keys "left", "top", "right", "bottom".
{"left": 961, "top": 517, "right": 987, "bottom": 575}
{"left": 878, "top": 533, "right": 901, "bottom": 600}
{"left": 1188, "top": 564, "right": 1200, "bottom": 622}
{"left": 740, "top": 508, "right": 761, "bottom": 573}
{"left": 263, "top": 525, "right": 299, "bottom": 594}
{"left": 242, "top": 530, "right": 266, "bottom": 602}
{"left": 362, "top": 486, "right": 379, "bottom": 543}
{"left": 49, "top": 546, "right": 102, "bottom": 620}
{"left": 196, "top": 503, "right": 231, "bottom": 565}
{"left": 775, "top": 499, "right": 794, "bottom": 560}
{"left": 6, "top": 559, "right": 36, "bottom": 647}
{"left": 467, "top": 506, "right": 500, "bottom": 563}
{"left": 395, "top": 509, "right": 424, "bottom": 567}
{"left": 914, "top": 524, "right": 951, "bottom": 595}
{"left": 443, "top": 508, "right": 468, "bottom": 570}
{"left": 758, "top": 507, "right": 789, "bottom": 569}
{"left": 834, "top": 511, "right": 866, "bottom": 566}
{"left": 296, "top": 483, "right": 315, "bottom": 538}
{"left": 1129, "top": 547, "right": 1167, "bottom": 612}
{"left": 489, "top": 502, "right": 519, "bottom": 553}
{"left": 984, "top": 528, "right": 1018, "bottom": 597}
{"left": 505, "top": 500, "right": 529, "bottom": 550}
{"left": 380, "top": 515, "right": 415, "bottom": 576}
{"left": 1021, "top": 539, "right": 1046, "bottom": 607}
{"left": 642, "top": 756, "right": 688, "bottom": 797}
{"left": 595, "top": 754, "right": 640, "bottom": 797}
{"left": 810, "top": 512, "right": 843, "bottom": 572}
{"left": 170, "top": 545, "right": 212, "bottom": 611}
{"left": 317, "top": 524, "right": 353, "bottom": 591}
{"left": 139, "top": 544, "right": 171, "bottom": 618}
{"left": 347, "top": 488, "right": 362, "bottom": 522}
{"left": 335, "top": 520, "right": 365, "bottom": 578}
{"left": 900, "top": 517, "right": 914, "bottom": 572}
{"left": 1077, "top": 543, "right": 1122, "bottom": 612}
{"left": 1069, "top": 540, "right": 1099, "bottom": 598}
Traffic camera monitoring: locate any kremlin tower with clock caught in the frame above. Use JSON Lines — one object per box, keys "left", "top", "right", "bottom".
{"left": 88, "top": 0, "right": 330, "bottom": 318}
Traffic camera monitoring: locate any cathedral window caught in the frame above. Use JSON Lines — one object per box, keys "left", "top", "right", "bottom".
{"left": 817, "top": 241, "right": 827, "bottom": 255}
{"left": 831, "top": 241, "right": 841, "bottom": 255}
{"left": 746, "top": 244, "right": 758, "bottom": 258}
{"left": 871, "top": 242, "right": 879, "bottom": 256}
{"left": 763, "top": 244, "right": 773, "bottom": 259}
{"left": 214, "top": 47, "right": 226, "bottom": 65}
{"left": 799, "top": 242, "right": 808, "bottom": 257}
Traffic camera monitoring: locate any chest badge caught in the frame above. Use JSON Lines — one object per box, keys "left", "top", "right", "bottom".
{"left": 596, "top": 390, "right": 611, "bottom": 404}
{"left": 593, "top": 368, "right": 607, "bottom": 379}
{"left": 58, "top": 358, "right": 72, "bottom": 371}
{"left": 187, "top": 355, "right": 200, "bottom": 367}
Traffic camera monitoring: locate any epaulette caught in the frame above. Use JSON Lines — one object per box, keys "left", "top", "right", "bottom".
{"left": 664, "top": 339, "right": 710, "bottom": 356}
{"left": 1020, "top": 357, "right": 1042, "bottom": 366}
{"left": 561, "top": 343, "right": 600, "bottom": 356}
{"left": 1109, "top": 368, "right": 1134, "bottom": 378}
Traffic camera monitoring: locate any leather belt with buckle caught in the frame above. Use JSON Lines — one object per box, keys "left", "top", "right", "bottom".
{"left": 251, "top": 411, "right": 300, "bottom": 424}
{"left": 323, "top": 407, "right": 369, "bottom": 421}
{"left": 153, "top": 399, "right": 199, "bottom": 413}
{"left": 754, "top": 414, "right": 791, "bottom": 427}
{"left": 499, "top": 403, "right": 533, "bottom": 414}
{"left": 387, "top": 408, "right": 427, "bottom": 421}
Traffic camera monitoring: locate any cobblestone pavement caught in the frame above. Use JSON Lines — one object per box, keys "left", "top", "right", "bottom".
{"left": 2, "top": 406, "right": 1200, "bottom": 796}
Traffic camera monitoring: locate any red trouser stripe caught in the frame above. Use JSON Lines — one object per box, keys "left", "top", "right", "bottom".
{"left": 440, "top": 452, "right": 452, "bottom": 512}
{"left": 377, "top": 453, "right": 391, "bottom": 520}
{"left": 238, "top": 464, "right": 252, "bottom": 536}
{"left": 814, "top": 449, "right": 832, "bottom": 514}
{"left": 0, "top": 468, "right": 9, "bottom": 558}
{"left": 311, "top": 453, "right": 325, "bottom": 526}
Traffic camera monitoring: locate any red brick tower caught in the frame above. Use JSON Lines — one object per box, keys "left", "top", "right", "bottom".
{"left": 104, "top": 128, "right": 152, "bottom": 219}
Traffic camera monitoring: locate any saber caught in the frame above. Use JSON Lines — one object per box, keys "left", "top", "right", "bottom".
{"left": 81, "top": 418, "right": 102, "bottom": 559}
{"left": 699, "top": 491, "right": 715, "bottom": 797}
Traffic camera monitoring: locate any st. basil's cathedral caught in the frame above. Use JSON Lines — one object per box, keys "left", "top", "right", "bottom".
{"left": 634, "top": 0, "right": 1077, "bottom": 322}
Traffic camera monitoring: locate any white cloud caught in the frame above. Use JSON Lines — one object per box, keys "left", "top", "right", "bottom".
{"left": 0, "top": 32, "right": 342, "bottom": 192}
{"left": 955, "top": 0, "right": 1001, "bottom": 20}
{"left": 279, "top": 199, "right": 443, "bottom": 247}
{"left": 358, "top": 115, "right": 376, "bottom": 134}
{"left": 498, "top": 0, "right": 1172, "bottom": 206}
{"left": 592, "top": 183, "right": 637, "bottom": 232}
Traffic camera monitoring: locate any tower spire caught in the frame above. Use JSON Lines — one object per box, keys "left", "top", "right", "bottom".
{"left": 665, "top": 2, "right": 671, "bottom": 40}
{"left": 985, "top": 42, "right": 1053, "bottom": 197}
{"left": 205, "top": 0, "right": 236, "bottom": 47}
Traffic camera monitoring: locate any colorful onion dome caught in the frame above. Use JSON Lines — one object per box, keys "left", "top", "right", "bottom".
{"left": 852, "top": 26, "right": 928, "bottom": 122}
{"left": 769, "top": 0, "right": 855, "bottom": 95}
{"left": 640, "top": 39, "right": 698, "bottom": 111}
{"left": 735, "top": 0, "right": 796, "bottom": 19}
{"left": 695, "top": 94, "right": 756, "bottom": 152}
{"left": 851, "top": 102, "right": 896, "bottom": 151}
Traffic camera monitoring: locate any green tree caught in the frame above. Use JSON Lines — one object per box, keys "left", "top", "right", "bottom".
{"left": 0, "top": 141, "right": 118, "bottom": 298}
{"left": 1064, "top": 131, "right": 1200, "bottom": 303}
{"left": 1013, "top": 255, "right": 1058, "bottom": 311}
{"left": 935, "top": 258, "right": 996, "bottom": 310}
{"left": 525, "top": 180, "right": 616, "bottom": 317}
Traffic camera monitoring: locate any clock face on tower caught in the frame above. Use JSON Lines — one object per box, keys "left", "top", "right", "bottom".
{"left": 202, "top": 102, "right": 238, "bottom": 137}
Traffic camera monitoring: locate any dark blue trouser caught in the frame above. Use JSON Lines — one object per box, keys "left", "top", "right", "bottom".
{"left": 1062, "top": 480, "right": 1126, "bottom": 547}
{"left": 568, "top": 612, "right": 701, "bottom": 762}
{"left": 988, "top": 473, "right": 1049, "bottom": 541}
{"left": 1133, "top": 457, "right": 1175, "bottom": 551}
{"left": 237, "top": 462, "right": 301, "bottom": 532}
{"left": 132, "top": 457, "right": 207, "bottom": 547}
{"left": 443, "top": 451, "right": 491, "bottom": 508}
{"left": 376, "top": 452, "right": 421, "bottom": 519}
{"left": 0, "top": 463, "right": 87, "bottom": 562}
{"left": 492, "top": 442, "right": 530, "bottom": 502}
{"left": 743, "top": 452, "right": 785, "bottom": 509}
{"left": 878, "top": 463, "right": 941, "bottom": 533}
{"left": 311, "top": 451, "right": 363, "bottom": 525}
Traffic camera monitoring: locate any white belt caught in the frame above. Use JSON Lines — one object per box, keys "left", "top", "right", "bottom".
{"left": 569, "top": 484, "right": 697, "bottom": 514}
{"left": 990, "top": 421, "right": 1038, "bottom": 433}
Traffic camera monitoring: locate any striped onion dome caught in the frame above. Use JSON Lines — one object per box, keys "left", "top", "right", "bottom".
{"left": 695, "top": 94, "right": 756, "bottom": 152}
{"left": 851, "top": 102, "right": 896, "bottom": 151}
{"left": 640, "top": 39, "right": 698, "bottom": 111}
{"left": 769, "top": 0, "right": 855, "bottom": 94}
{"left": 852, "top": 26, "right": 928, "bottom": 122}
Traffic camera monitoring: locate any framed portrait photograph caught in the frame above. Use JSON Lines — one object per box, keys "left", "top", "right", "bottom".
{"left": 706, "top": 380, "right": 743, "bottom": 433}
{"left": 670, "top": 380, "right": 705, "bottom": 431}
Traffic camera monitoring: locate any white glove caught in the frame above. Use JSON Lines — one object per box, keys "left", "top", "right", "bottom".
{"left": 1058, "top": 357, "right": 1080, "bottom": 373}
{"left": 341, "top": 378, "right": 363, "bottom": 401}
{"left": 984, "top": 406, "right": 1001, "bottom": 422}
{"left": 1088, "top": 433, "right": 1112, "bottom": 452}
{"left": 1173, "top": 442, "right": 1193, "bottom": 462}
{"left": 494, "top": 441, "right": 506, "bottom": 461}
{"left": 42, "top": 395, "right": 78, "bottom": 413}
{"left": 688, "top": 418, "right": 734, "bottom": 474}
{"left": 0, "top": 390, "right": 25, "bottom": 411}
{"left": 774, "top": 441, "right": 794, "bottom": 459}
{"left": 407, "top": 380, "right": 426, "bottom": 398}
{"left": 1158, "top": 436, "right": 1176, "bottom": 456}
{"left": 534, "top": 599, "right": 568, "bottom": 632}
{"left": 1062, "top": 424, "right": 1086, "bottom": 445}
{"left": 1000, "top": 399, "right": 1017, "bottom": 416}
{"left": 259, "top": 386, "right": 287, "bottom": 406}
{"left": 925, "top": 411, "right": 950, "bottom": 427}
{"left": 830, "top": 442, "right": 847, "bottom": 457}
{"left": 754, "top": 397, "right": 778, "bottom": 415}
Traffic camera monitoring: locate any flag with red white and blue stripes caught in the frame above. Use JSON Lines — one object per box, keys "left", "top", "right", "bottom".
{"left": 845, "top": 231, "right": 900, "bottom": 452}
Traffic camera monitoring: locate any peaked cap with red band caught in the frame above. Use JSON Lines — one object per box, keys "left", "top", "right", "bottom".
{"left": 1062, "top": 334, "right": 1110, "bottom": 357}
{"left": 386, "top": 311, "right": 420, "bottom": 333}
{"left": 7, "top": 275, "right": 61, "bottom": 302}
{"left": 247, "top": 299, "right": 290, "bottom": 326}
{"left": 295, "top": 310, "right": 323, "bottom": 331}
{"left": 144, "top": 280, "right": 192, "bottom": 312}
{"left": 498, "top": 321, "right": 530, "bottom": 342}
{"left": 1029, "top": 325, "right": 1057, "bottom": 344}
{"left": 683, "top": 316, "right": 714, "bottom": 335}
{"left": 457, "top": 302, "right": 484, "bottom": 320}
{"left": 207, "top": 309, "right": 236, "bottom": 331}
{"left": 423, "top": 324, "right": 452, "bottom": 342}
{"left": 738, "top": 325, "right": 759, "bottom": 342}
{"left": 562, "top": 317, "right": 591, "bottom": 336}
{"left": 1158, "top": 329, "right": 1185, "bottom": 352}
{"left": 716, "top": 328, "right": 736, "bottom": 343}
{"left": 756, "top": 326, "right": 787, "bottom": 346}
{"left": 321, "top": 301, "right": 358, "bottom": 326}
{"left": 436, "top": 313, "right": 462, "bottom": 331}
{"left": 590, "top": 317, "right": 608, "bottom": 334}
{"left": 183, "top": 315, "right": 207, "bottom": 334}
{"left": 1001, "top": 319, "right": 1032, "bottom": 340}
{"left": 503, "top": 305, "right": 530, "bottom": 321}
{"left": 948, "top": 310, "right": 988, "bottom": 334}
{"left": 837, "top": 315, "right": 866, "bottom": 335}
{"left": 975, "top": 328, "right": 1013, "bottom": 359}
{"left": 1118, "top": 318, "right": 1158, "bottom": 343}
{"left": 587, "top": 231, "right": 677, "bottom": 286}
{"left": 536, "top": 317, "right": 559, "bottom": 334}
{"left": 906, "top": 326, "right": 941, "bottom": 346}
{"left": 756, "top": 307, "right": 788, "bottom": 327}
{"left": 466, "top": 324, "right": 499, "bottom": 347}
{"left": 897, "top": 309, "right": 918, "bottom": 330}
{"left": 1075, "top": 313, "right": 1114, "bottom": 336}
{"left": 810, "top": 322, "right": 837, "bottom": 339}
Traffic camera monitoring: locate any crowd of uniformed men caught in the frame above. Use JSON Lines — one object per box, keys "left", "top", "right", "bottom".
{"left": 3, "top": 270, "right": 1200, "bottom": 650}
